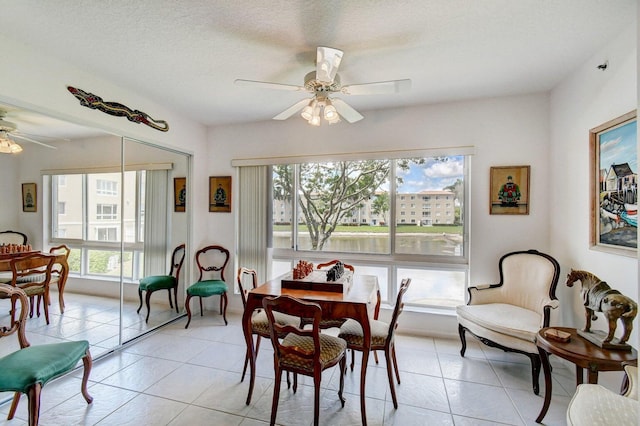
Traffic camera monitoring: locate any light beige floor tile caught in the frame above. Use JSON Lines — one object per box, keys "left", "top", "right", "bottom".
{"left": 94, "top": 393, "right": 186, "bottom": 425}
{"left": 445, "top": 378, "right": 524, "bottom": 425}
{"left": 145, "top": 363, "right": 220, "bottom": 403}
{"left": 100, "top": 356, "right": 182, "bottom": 392}
{"left": 383, "top": 401, "right": 454, "bottom": 425}
{"left": 439, "top": 352, "right": 501, "bottom": 386}
{"left": 167, "top": 404, "right": 244, "bottom": 425}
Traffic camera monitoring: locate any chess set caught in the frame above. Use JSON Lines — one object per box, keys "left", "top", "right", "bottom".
{"left": 281, "top": 260, "right": 353, "bottom": 293}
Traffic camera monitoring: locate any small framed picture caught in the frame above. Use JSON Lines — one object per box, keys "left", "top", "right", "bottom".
{"left": 22, "top": 183, "right": 37, "bottom": 213}
{"left": 174, "top": 177, "right": 186, "bottom": 212}
{"left": 209, "top": 176, "right": 231, "bottom": 213}
{"left": 489, "top": 165, "right": 530, "bottom": 215}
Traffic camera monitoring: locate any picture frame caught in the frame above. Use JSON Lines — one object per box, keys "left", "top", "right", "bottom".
{"left": 489, "top": 165, "right": 530, "bottom": 215}
{"left": 589, "top": 110, "right": 637, "bottom": 256}
{"left": 22, "top": 183, "right": 37, "bottom": 213}
{"left": 209, "top": 176, "right": 231, "bottom": 213}
{"left": 173, "top": 177, "right": 186, "bottom": 212}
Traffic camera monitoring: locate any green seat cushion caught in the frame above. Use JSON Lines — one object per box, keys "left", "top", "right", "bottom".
{"left": 0, "top": 340, "right": 89, "bottom": 393}
{"left": 187, "top": 280, "right": 227, "bottom": 297}
{"left": 139, "top": 275, "right": 176, "bottom": 291}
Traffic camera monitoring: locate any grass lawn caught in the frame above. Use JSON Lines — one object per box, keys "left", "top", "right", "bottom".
{"left": 273, "top": 224, "right": 462, "bottom": 234}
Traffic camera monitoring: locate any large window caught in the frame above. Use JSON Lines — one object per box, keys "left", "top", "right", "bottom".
{"left": 51, "top": 171, "right": 145, "bottom": 280}
{"left": 267, "top": 155, "right": 468, "bottom": 309}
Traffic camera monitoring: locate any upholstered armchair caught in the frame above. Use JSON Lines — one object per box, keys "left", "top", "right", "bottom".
{"left": 567, "top": 364, "right": 638, "bottom": 425}
{"left": 456, "top": 249, "right": 560, "bottom": 395}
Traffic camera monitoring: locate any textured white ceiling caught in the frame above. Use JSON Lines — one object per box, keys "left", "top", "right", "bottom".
{"left": 0, "top": 0, "right": 635, "bottom": 128}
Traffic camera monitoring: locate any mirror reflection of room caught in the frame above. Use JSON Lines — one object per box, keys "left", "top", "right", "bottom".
{"left": 0, "top": 106, "right": 190, "bottom": 361}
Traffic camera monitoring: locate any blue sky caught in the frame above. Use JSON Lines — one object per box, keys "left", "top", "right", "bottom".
{"left": 397, "top": 156, "right": 464, "bottom": 192}
{"left": 599, "top": 120, "right": 637, "bottom": 173}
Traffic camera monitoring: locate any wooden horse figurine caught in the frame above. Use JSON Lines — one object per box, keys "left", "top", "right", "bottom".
{"left": 566, "top": 269, "right": 637, "bottom": 345}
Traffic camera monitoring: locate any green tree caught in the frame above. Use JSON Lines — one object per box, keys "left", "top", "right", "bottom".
{"left": 371, "top": 191, "right": 390, "bottom": 225}
{"left": 443, "top": 178, "right": 463, "bottom": 225}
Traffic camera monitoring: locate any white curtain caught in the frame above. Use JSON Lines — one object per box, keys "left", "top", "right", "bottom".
{"left": 143, "top": 170, "right": 169, "bottom": 276}
{"left": 238, "top": 166, "right": 269, "bottom": 283}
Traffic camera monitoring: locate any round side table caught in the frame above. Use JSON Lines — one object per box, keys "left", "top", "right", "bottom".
{"left": 535, "top": 326, "right": 637, "bottom": 423}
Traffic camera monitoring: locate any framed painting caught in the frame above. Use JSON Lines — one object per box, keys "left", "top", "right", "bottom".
{"left": 22, "top": 182, "right": 37, "bottom": 212}
{"left": 174, "top": 177, "right": 186, "bottom": 212}
{"left": 590, "top": 110, "right": 637, "bottom": 256}
{"left": 209, "top": 176, "right": 231, "bottom": 213}
{"left": 489, "top": 165, "right": 530, "bottom": 215}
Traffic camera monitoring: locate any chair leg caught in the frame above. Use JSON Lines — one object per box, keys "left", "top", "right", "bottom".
{"left": 338, "top": 355, "right": 346, "bottom": 407}
{"left": 386, "top": 347, "right": 399, "bottom": 409}
{"left": 167, "top": 288, "right": 174, "bottom": 309}
{"left": 529, "top": 353, "right": 542, "bottom": 395}
{"left": 458, "top": 323, "right": 467, "bottom": 357}
{"left": 136, "top": 288, "right": 144, "bottom": 314}
{"left": 199, "top": 296, "right": 204, "bottom": 316}
{"left": 26, "top": 383, "right": 42, "bottom": 426}
{"left": 173, "top": 287, "right": 179, "bottom": 313}
{"left": 184, "top": 294, "right": 193, "bottom": 329}
{"left": 144, "top": 290, "right": 153, "bottom": 323}
{"left": 42, "top": 290, "right": 50, "bottom": 325}
{"left": 221, "top": 292, "right": 228, "bottom": 325}
{"left": 373, "top": 349, "right": 379, "bottom": 365}
{"left": 270, "top": 367, "right": 283, "bottom": 426}
{"left": 313, "top": 373, "right": 321, "bottom": 426}
{"left": 350, "top": 348, "right": 356, "bottom": 371}
{"left": 391, "top": 344, "right": 401, "bottom": 384}
{"left": 7, "top": 392, "right": 20, "bottom": 420}
{"left": 81, "top": 349, "right": 94, "bottom": 404}
{"left": 242, "top": 335, "right": 261, "bottom": 382}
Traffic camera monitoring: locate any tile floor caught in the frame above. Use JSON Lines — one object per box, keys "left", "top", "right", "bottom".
{"left": 0, "top": 293, "right": 608, "bottom": 425}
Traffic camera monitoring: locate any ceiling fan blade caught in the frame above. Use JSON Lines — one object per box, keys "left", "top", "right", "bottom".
{"left": 273, "top": 98, "right": 313, "bottom": 120}
{"left": 11, "top": 133, "right": 57, "bottom": 149}
{"left": 331, "top": 98, "right": 364, "bottom": 123}
{"left": 340, "top": 79, "right": 412, "bottom": 96}
{"left": 316, "top": 46, "right": 343, "bottom": 84}
{"left": 234, "top": 79, "right": 306, "bottom": 92}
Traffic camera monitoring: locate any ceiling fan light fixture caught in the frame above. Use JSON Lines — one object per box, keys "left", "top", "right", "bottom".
{"left": 300, "top": 99, "right": 317, "bottom": 121}
{"left": 0, "top": 132, "right": 22, "bottom": 154}
{"left": 324, "top": 103, "right": 338, "bottom": 121}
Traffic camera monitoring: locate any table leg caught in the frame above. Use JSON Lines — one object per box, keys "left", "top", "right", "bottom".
{"left": 243, "top": 301, "right": 257, "bottom": 405}
{"left": 535, "top": 348, "right": 552, "bottom": 424}
{"left": 587, "top": 367, "right": 598, "bottom": 384}
{"left": 576, "top": 365, "right": 584, "bottom": 386}
{"left": 358, "top": 310, "right": 371, "bottom": 426}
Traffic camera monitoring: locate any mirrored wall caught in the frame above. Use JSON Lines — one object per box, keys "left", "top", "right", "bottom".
{"left": 0, "top": 103, "right": 190, "bottom": 360}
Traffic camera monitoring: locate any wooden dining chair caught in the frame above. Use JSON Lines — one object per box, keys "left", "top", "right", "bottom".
{"left": 262, "top": 295, "right": 347, "bottom": 426}
{"left": 0, "top": 284, "right": 93, "bottom": 426}
{"left": 138, "top": 243, "right": 185, "bottom": 322}
{"left": 237, "top": 267, "right": 299, "bottom": 382}
{"left": 338, "top": 277, "right": 411, "bottom": 409}
{"left": 48, "top": 244, "right": 71, "bottom": 314}
{"left": 9, "top": 253, "right": 55, "bottom": 325}
{"left": 185, "top": 245, "right": 230, "bottom": 328}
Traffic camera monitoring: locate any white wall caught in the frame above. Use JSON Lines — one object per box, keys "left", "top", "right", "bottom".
{"left": 550, "top": 26, "right": 638, "bottom": 343}
{"left": 208, "top": 93, "right": 553, "bottom": 330}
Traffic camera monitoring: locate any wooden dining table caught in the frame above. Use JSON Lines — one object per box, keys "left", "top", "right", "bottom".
{"left": 0, "top": 251, "right": 69, "bottom": 313}
{"left": 242, "top": 273, "right": 379, "bottom": 426}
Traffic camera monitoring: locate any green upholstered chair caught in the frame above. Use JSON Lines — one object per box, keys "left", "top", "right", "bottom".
{"left": 0, "top": 284, "right": 92, "bottom": 426}
{"left": 338, "top": 278, "right": 411, "bottom": 409}
{"left": 262, "top": 295, "right": 347, "bottom": 426}
{"left": 137, "top": 243, "right": 185, "bottom": 322}
{"left": 185, "top": 245, "right": 230, "bottom": 328}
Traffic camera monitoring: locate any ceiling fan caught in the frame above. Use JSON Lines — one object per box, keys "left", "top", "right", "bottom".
{"left": 0, "top": 110, "right": 57, "bottom": 154}
{"left": 235, "top": 46, "right": 411, "bottom": 125}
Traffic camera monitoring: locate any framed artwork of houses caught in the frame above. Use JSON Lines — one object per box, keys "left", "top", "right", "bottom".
{"left": 209, "top": 176, "right": 231, "bottom": 212}
{"left": 489, "top": 165, "right": 530, "bottom": 215}
{"left": 590, "top": 110, "right": 637, "bottom": 256}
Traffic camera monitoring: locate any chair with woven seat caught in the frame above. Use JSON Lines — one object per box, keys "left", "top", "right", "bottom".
{"left": 137, "top": 243, "right": 185, "bottom": 323}
{"left": 456, "top": 249, "right": 560, "bottom": 395}
{"left": 0, "top": 284, "right": 93, "bottom": 426}
{"left": 9, "top": 253, "right": 55, "bottom": 325}
{"left": 185, "top": 245, "right": 230, "bottom": 328}
{"left": 262, "top": 295, "right": 347, "bottom": 426}
{"left": 48, "top": 244, "right": 71, "bottom": 314}
{"left": 237, "top": 267, "right": 299, "bottom": 382}
{"left": 338, "top": 277, "right": 411, "bottom": 409}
